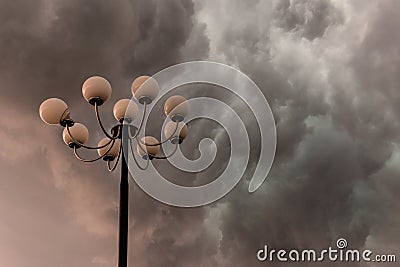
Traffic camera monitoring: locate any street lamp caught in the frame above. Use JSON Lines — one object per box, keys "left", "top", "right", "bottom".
{"left": 39, "top": 75, "right": 189, "bottom": 267}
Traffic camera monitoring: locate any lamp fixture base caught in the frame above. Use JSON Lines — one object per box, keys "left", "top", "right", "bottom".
{"left": 103, "top": 155, "right": 115, "bottom": 161}
{"left": 60, "top": 118, "right": 75, "bottom": 127}
{"left": 119, "top": 118, "right": 132, "bottom": 124}
{"left": 88, "top": 97, "right": 104, "bottom": 106}
{"left": 111, "top": 125, "right": 122, "bottom": 138}
{"left": 171, "top": 137, "right": 183, "bottom": 144}
{"left": 138, "top": 96, "right": 152, "bottom": 105}
{"left": 142, "top": 154, "right": 155, "bottom": 160}
{"left": 171, "top": 114, "right": 184, "bottom": 122}
{"left": 68, "top": 142, "right": 81, "bottom": 149}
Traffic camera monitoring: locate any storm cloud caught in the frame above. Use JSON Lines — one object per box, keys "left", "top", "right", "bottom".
{"left": 0, "top": 0, "right": 399, "bottom": 267}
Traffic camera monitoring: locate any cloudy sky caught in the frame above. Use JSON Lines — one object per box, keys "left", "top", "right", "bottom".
{"left": 1, "top": 0, "right": 400, "bottom": 266}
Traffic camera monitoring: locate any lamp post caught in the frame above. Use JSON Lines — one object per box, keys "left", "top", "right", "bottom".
{"left": 39, "top": 75, "right": 189, "bottom": 267}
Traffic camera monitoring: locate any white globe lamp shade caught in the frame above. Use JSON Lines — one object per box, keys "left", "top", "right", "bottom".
{"left": 137, "top": 136, "right": 160, "bottom": 159}
{"left": 164, "top": 95, "right": 189, "bottom": 122}
{"left": 39, "top": 98, "right": 69, "bottom": 125}
{"left": 82, "top": 76, "right": 112, "bottom": 105}
{"left": 97, "top": 138, "right": 121, "bottom": 160}
{"left": 164, "top": 121, "right": 188, "bottom": 144}
{"left": 131, "top": 76, "right": 159, "bottom": 104}
{"left": 113, "top": 99, "right": 139, "bottom": 122}
{"left": 62, "top": 123, "right": 89, "bottom": 147}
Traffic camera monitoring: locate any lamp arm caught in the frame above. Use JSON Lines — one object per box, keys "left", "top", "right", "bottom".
{"left": 137, "top": 121, "right": 179, "bottom": 146}
{"left": 129, "top": 138, "right": 150, "bottom": 170}
{"left": 135, "top": 136, "right": 149, "bottom": 156}
{"left": 107, "top": 145, "right": 122, "bottom": 171}
{"left": 129, "top": 102, "right": 147, "bottom": 139}
{"left": 73, "top": 139, "right": 116, "bottom": 163}
{"left": 66, "top": 125, "right": 114, "bottom": 150}
{"left": 95, "top": 102, "right": 118, "bottom": 140}
{"left": 134, "top": 135, "right": 178, "bottom": 160}
{"left": 151, "top": 142, "right": 179, "bottom": 159}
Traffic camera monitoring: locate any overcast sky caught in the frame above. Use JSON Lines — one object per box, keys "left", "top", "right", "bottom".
{"left": 0, "top": 0, "right": 399, "bottom": 266}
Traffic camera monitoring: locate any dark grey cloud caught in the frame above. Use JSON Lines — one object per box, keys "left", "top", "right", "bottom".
{"left": 273, "top": 0, "right": 344, "bottom": 40}
{"left": 0, "top": 0, "right": 209, "bottom": 266}
{"left": 189, "top": 0, "right": 400, "bottom": 266}
{"left": 0, "top": 0, "right": 207, "bottom": 107}
{"left": 1, "top": 0, "right": 400, "bottom": 266}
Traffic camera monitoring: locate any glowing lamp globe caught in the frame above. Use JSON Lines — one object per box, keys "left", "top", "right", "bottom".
{"left": 164, "top": 95, "right": 189, "bottom": 122}
{"left": 113, "top": 99, "right": 139, "bottom": 122}
{"left": 39, "top": 98, "right": 69, "bottom": 125}
{"left": 131, "top": 76, "right": 159, "bottom": 104}
{"left": 137, "top": 136, "right": 160, "bottom": 159}
{"left": 97, "top": 138, "right": 121, "bottom": 161}
{"left": 82, "top": 76, "right": 112, "bottom": 105}
{"left": 164, "top": 121, "right": 188, "bottom": 144}
{"left": 62, "top": 123, "right": 89, "bottom": 148}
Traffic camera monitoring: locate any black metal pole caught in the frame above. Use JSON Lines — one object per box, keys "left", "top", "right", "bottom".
{"left": 118, "top": 124, "right": 129, "bottom": 267}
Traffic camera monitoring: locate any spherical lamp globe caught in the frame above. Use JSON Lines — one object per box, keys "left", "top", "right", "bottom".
{"left": 113, "top": 99, "right": 139, "bottom": 122}
{"left": 82, "top": 76, "right": 112, "bottom": 105}
{"left": 97, "top": 138, "right": 120, "bottom": 161}
{"left": 131, "top": 76, "right": 159, "bottom": 104}
{"left": 137, "top": 136, "right": 160, "bottom": 159}
{"left": 39, "top": 98, "right": 69, "bottom": 125}
{"left": 164, "top": 95, "right": 189, "bottom": 122}
{"left": 62, "top": 123, "right": 89, "bottom": 148}
{"left": 164, "top": 121, "right": 188, "bottom": 144}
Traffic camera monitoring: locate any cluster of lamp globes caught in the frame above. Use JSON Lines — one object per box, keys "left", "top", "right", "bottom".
{"left": 38, "top": 76, "right": 189, "bottom": 161}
